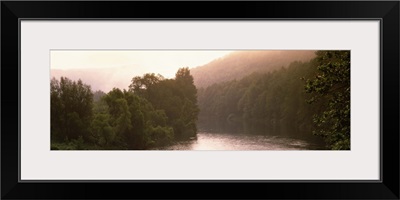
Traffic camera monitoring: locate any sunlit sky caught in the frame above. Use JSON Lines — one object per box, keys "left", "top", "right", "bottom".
{"left": 51, "top": 50, "right": 233, "bottom": 78}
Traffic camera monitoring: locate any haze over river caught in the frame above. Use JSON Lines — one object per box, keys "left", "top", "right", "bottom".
{"left": 152, "top": 131, "right": 326, "bottom": 150}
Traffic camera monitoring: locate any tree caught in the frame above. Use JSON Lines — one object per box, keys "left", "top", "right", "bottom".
{"left": 196, "top": 60, "right": 322, "bottom": 139}
{"left": 128, "top": 68, "right": 199, "bottom": 140}
{"left": 93, "top": 90, "right": 106, "bottom": 102}
{"left": 51, "top": 77, "right": 93, "bottom": 141}
{"left": 128, "top": 73, "right": 164, "bottom": 95}
{"left": 91, "top": 113, "right": 115, "bottom": 146}
{"left": 53, "top": 67, "right": 200, "bottom": 150}
{"left": 175, "top": 67, "right": 197, "bottom": 103}
{"left": 102, "top": 88, "right": 133, "bottom": 148}
{"left": 174, "top": 67, "right": 199, "bottom": 138}
{"left": 51, "top": 78, "right": 63, "bottom": 141}
{"left": 100, "top": 87, "right": 177, "bottom": 149}
{"left": 305, "top": 51, "right": 350, "bottom": 150}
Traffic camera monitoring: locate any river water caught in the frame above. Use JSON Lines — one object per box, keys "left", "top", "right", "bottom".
{"left": 152, "top": 132, "right": 325, "bottom": 150}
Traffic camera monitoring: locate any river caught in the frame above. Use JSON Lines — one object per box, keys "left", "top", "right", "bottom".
{"left": 151, "top": 132, "right": 326, "bottom": 150}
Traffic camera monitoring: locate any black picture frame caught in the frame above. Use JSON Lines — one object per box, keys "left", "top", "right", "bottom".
{"left": 1, "top": 1, "right": 399, "bottom": 199}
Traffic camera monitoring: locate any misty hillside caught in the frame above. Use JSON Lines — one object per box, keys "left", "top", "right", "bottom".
{"left": 51, "top": 65, "right": 148, "bottom": 92}
{"left": 190, "top": 50, "right": 316, "bottom": 88}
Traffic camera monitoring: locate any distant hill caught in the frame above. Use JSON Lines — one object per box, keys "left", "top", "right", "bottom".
{"left": 51, "top": 65, "right": 148, "bottom": 93}
{"left": 190, "top": 50, "right": 316, "bottom": 88}
{"left": 51, "top": 51, "right": 316, "bottom": 92}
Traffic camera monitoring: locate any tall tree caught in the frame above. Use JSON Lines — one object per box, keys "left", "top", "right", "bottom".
{"left": 51, "top": 77, "right": 93, "bottom": 141}
{"left": 129, "top": 73, "right": 164, "bottom": 96}
{"left": 174, "top": 67, "right": 199, "bottom": 138}
{"left": 305, "top": 51, "right": 350, "bottom": 150}
{"left": 175, "top": 67, "right": 197, "bottom": 103}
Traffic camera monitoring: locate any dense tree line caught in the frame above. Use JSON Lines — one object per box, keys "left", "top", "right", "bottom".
{"left": 51, "top": 51, "right": 349, "bottom": 150}
{"left": 197, "top": 51, "right": 350, "bottom": 150}
{"left": 197, "top": 61, "right": 321, "bottom": 137}
{"left": 51, "top": 67, "right": 198, "bottom": 150}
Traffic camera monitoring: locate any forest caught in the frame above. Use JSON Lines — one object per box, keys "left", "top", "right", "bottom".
{"left": 51, "top": 67, "right": 198, "bottom": 150}
{"left": 197, "top": 51, "right": 350, "bottom": 150}
{"left": 51, "top": 50, "right": 350, "bottom": 150}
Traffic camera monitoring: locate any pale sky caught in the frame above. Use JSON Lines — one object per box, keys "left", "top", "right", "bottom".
{"left": 51, "top": 50, "right": 233, "bottom": 78}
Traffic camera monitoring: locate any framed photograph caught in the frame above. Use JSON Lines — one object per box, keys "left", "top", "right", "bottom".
{"left": 2, "top": 1, "right": 399, "bottom": 199}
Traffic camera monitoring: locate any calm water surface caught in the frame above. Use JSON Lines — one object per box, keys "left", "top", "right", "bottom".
{"left": 152, "top": 132, "right": 324, "bottom": 150}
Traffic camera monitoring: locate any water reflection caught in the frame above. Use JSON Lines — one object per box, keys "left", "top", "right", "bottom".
{"left": 152, "top": 132, "right": 325, "bottom": 150}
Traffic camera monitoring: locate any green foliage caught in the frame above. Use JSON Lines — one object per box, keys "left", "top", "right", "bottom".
{"left": 197, "top": 52, "right": 350, "bottom": 150}
{"left": 51, "top": 136, "right": 86, "bottom": 150}
{"left": 51, "top": 68, "right": 198, "bottom": 150}
{"left": 305, "top": 51, "right": 350, "bottom": 150}
{"left": 91, "top": 113, "right": 115, "bottom": 146}
{"left": 129, "top": 73, "right": 164, "bottom": 97}
{"left": 93, "top": 90, "right": 106, "bottom": 102}
{"left": 145, "top": 126, "right": 174, "bottom": 147}
{"left": 197, "top": 61, "right": 319, "bottom": 136}
{"left": 51, "top": 77, "right": 93, "bottom": 142}
{"left": 176, "top": 67, "right": 198, "bottom": 103}
{"left": 131, "top": 67, "right": 199, "bottom": 140}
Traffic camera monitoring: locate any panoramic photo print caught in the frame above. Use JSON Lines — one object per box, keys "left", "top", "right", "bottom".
{"left": 50, "top": 50, "right": 350, "bottom": 150}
